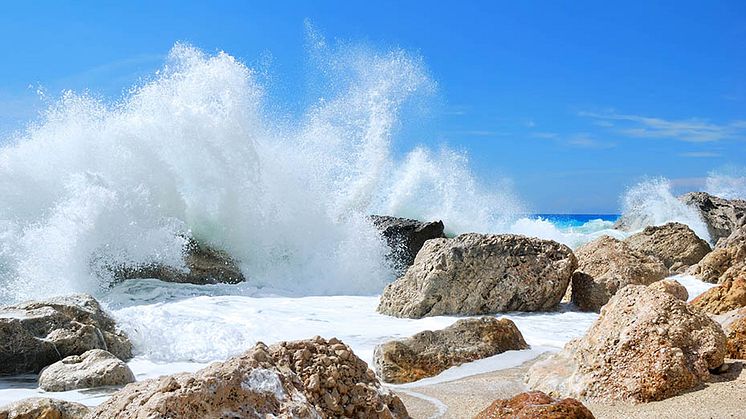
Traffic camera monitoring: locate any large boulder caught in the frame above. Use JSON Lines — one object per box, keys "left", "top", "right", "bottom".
{"left": 690, "top": 276, "right": 746, "bottom": 315}
{"left": 689, "top": 218, "right": 746, "bottom": 283}
{"left": 527, "top": 282, "right": 726, "bottom": 403}
{"left": 474, "top": 391, "right": 595, "bottom": 419}
{"left": 0, "top": 398, "right": 89, "bottom": 419}
{"left": 713, "top": 307, "right": 746, "bottom": 360}
{"left": 373, "top": 317, "right": 528, "bottom": 384}
{"left": 91, "top": 337, "right": 409, "bottom": 419}
{"left": 623, "top": 222, "right": 710, "bottom": 273}
{"left": 569, "top": 236, "right": 668, "bottom": 311}
{"left": 114, "top": 237, "right": 245, "bottom": 285}
{"left": 0, "top": 294, "right": 132, "bottom": 375}
{"left": 369, "top": 215, "right": 446, "bottom": 273}
{"left": 38, "top": 349, "right": 135, "bottom": 391}
{"left": 377, "top": 234, "right": 576, "bottom": 318}
{"left": 679, "top": 192, "right": 746, "bottom": 242}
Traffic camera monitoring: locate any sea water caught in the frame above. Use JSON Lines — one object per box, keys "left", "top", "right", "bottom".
{"left": 0, "top": 37, "right": 733, "bottom": 407}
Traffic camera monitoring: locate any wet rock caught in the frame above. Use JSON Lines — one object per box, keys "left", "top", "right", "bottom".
{"left": 0, "top": 397, "right": 89, "bottom": 419}
{"left": 374, "top": 317, "right": 528, "bottom": 384}
{"left": 38, "top": 349, "right": 135, "bottom": 392}
{"left": 91, "top": 338, "right": 409, "bottom": 419}
{"left": 570, "top": 236, "right": 667, "bottom": 311}
{"left": 527, "top": 282, "right": 726, "bottom": 403}
{"left": 690, "top": 276, "right": 746, "bottom": 315}
{"left": 369, "top": 215, "right": 446, "bottom": 273}
{"left": 114, "top": 237, "right": 245, "bottom": 285}
{"left": 377, "top": 234, "right": 576, "bottom": 318}
{"left": 624, "top": 222, "right": 710, "bottom": 273}
{"left": 678, "top": 192, "right": 746, "bottom": 243}
{"left": 0, "top": 294, "right": 131, "bottom": 375}
{"left": 474, "top": 391, "right": 595, "bottom": 419}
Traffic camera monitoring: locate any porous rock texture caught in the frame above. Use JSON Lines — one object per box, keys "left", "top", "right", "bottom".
{"left": 679, "top": 192, "right": 746, "bottom": 243}
{"left": 378, "top": 234, "right": 576, "bottom": 318}
{"left": 690, "top": 276, "right": 746, "bottom": 315}
{"left": 114, "top": 236, "right": 245, "bottom": 285}
{"left": 90, "top": 337, "right": 409, "bottom": 419}
{"left": 373, "top": 317, "right": 528, "bottom": 384}
{"left": 38, "top": 349, "right": 135, "bottom": 392}
{"left": 527, "top": 282, "right": 726, "bottom": 403}
{"left": 0, "top": 294, "right": 131, "bottom": 375}
{"left": 0, "top": 397, "right": 89, "bottom": 419}
{"left": 570, "top": 236, "right": 667, "bottom": 311}
{"left": 623, "top": 222, "right": 710, "bottom": 273}
{"left": 369, "top": 215, "right": 446, "bottom": 273}
{"left": 474, "top": 391, "right": 595, "bottom": 419}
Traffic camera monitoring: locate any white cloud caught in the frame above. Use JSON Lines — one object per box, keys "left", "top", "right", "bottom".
{"left": 580, "top": 111, "right": 746, "bottom": 142}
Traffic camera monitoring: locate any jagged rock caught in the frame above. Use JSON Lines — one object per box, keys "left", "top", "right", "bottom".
{"left": 0, "top": 294, "right": 131, "bottom": 375}
{"left": 689, "top": 218, "right": 746, "bottom": 283}
{"left": 648, "top": 279, "right": 689, "bottom": 301}
{"left": 624, "top": 222, "right": 710, "bottom": 273}
{"left": 369, "top": 215, "right": 446, "bottom": 273}
{"left": 690, "top": 276, "right": 746, "bottom": 315}
{"left": 114, "top": 237, "right": 245, "bottom": 285}
{"left": 91, "top": 337, "right": 409, "bottom": 419}
{"left": 377, "top": 234, "right": 576, "bottom": 318}
{"left": 474, "top": 391, "right": 595, "bottom": 419}
{"left": 713, "top": 307, "right": 746, "bottom": 359}
{"left": 527, "top": 282, "right": 726, "bottom": 403}
{"left": 570, "top": 236, "right": 668, "bottom": 311}
{"left": 373, "top": 317, "right": 528, "bottom": 384}
{"left": 38, "top": 349, "right": 135, "bottom": 391}
{"left": 0, "top": 397, "right": 89, "bottom": 419}
{"left": 679, "top": 192, "right": 746, "bottom": 243}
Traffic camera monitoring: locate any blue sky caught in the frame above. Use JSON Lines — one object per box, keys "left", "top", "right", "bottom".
{"left": 1, "top": 1, "right": 744, "bottom": 213}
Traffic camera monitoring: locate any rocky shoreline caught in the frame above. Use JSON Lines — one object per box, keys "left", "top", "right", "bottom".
{"left": 1, "top": 191, "right": 745, "bottom": 418}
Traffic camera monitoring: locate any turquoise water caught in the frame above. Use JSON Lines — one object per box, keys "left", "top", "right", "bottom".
{"left": 534, "top": 214, "right": 620, "bottom": 228}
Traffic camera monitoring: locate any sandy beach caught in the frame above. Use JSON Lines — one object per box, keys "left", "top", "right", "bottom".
{"left": 396, "top": 356, "right": 746, "bottom": 419}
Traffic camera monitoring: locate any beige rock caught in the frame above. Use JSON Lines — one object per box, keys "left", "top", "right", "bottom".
{"left": 690, "top": 276, "right": 746, "bottom": 315}
{"left": 689, "top": 219, "right": 746, "bottom": 283}
{"left": 713, "top": 307, "right": 746, "bottom": 360}
{"left": 378, "top": 234, "right": 576, "bottom": 318}
{"left": 648, "top": 279, "right": 689, "bottom": 301}
{"left": 570, "top": 236, "right": 668, "bottom": 311}
{"left": 0, "top": 294, "right": 131, "bottom": 375}
{"left": 374, "top": 317, "right": 528, "bottom": 384}
{"left": 90, "top": 338, "right": 409, "bottom": 419}
{"left": 38, "top": 349, "right": 135, "bottom": 392}
{"left": 0, "top": 397, "right": 89, "bottom": 419}
{"left": 624, "top": 222, "right": 710, "bottom": 273}
{"left": 474, "top": 391, "right": 595, "bottom": 419}
{"left": 527, "top": 283, "right": 726, "bottom": 403}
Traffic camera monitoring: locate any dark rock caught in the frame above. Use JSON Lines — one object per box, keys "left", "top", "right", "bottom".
{"left": 679, "top": 192, "right": 746, "bottom": 243}
{"left": 370, "top": 215, "right": 446, "bottom": 273}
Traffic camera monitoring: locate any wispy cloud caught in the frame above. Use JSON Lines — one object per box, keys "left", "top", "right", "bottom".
{"left": 678, "top": 151, "right": 721, "bottom": 158}
{"left": 580, "top": 111, "right": 746, "bottom": 142}
{"left": 531, "top": 131, "right": 615, "bottom": 149}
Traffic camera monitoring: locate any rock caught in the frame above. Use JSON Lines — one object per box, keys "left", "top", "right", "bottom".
{"left": 373, "top": 317, "right": 528, "bottom": 384}
{"left": 369, "top": 215, "right": 446, "bottom": 273}
{"left": 679, "top": 192, "right": 746, "bottom": 242}
{"left": 91, "top": 338, "right": 409, "bottom": 419}
{"left": 114, "top": 237, "right": 245, "bottom": 285}
{"left": 474, "top": 391, "right": 595, "bottom": 419}
{"left": 570, "top": 236, "right": 668, "bottom": 311}
{"left": 527, "top": 282, "right": 726, "bottom": 403}
{"left": 0, "top": 397, "right": 89, "bottom": 419}
{"left": 689, "top": 218, "right": 746, "bottom": 283}
{"left": 648, "top": 279, "right": 689, "bottom": 301}
{"left": 38, "top": 349, "right": 135, "bottom": 391}
{"left": 690, "top": 276, "right": 746, "bottom": 315}
{"left": 713, "top": 307, "right": 746, "bottom": 359}
{"left": 623, "top": 222, "right": 710, "bottom": 273}
{"left": 0, "top": 294, "right": 132, "bottom": 375}
{"left": 377, "top": 234, "right": 576, "bottom": 318}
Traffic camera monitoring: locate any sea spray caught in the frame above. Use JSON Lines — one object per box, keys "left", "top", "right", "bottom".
{"left": 705, "top": 167, "right": 746, "bottom": 200}
{"left": 0, "top": 41, "right": 525, "bottom": 303}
